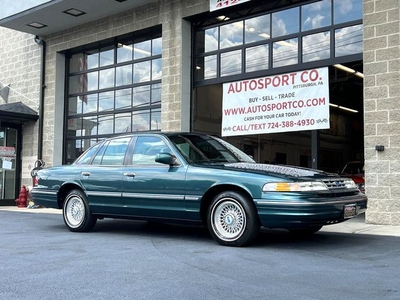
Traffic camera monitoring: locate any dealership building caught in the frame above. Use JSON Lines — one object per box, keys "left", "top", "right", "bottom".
{"left": 0, "top": 0, "right": 398, "bottom": 225}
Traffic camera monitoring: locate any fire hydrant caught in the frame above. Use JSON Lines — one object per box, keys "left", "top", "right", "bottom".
{"left": 15, "top": 185, "right": 28, "bottom": 208}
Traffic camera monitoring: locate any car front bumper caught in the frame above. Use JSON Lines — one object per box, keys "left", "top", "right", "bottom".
{"left": 255, "top": 192, "right": 368, "bottom": 229}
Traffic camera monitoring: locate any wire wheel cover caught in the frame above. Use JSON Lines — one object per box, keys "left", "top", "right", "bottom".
{"left": 65, "top": 196, "right": 85, "bottom": 228}
{"left": 212, "top": 199, "right": 246, "bottom": 241}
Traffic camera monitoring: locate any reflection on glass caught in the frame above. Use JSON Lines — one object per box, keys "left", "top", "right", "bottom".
{"left": 134, "top": 40, "right": 151, "bottom": 59}
{"left": 335, "top": 24, "right": 363, "bottom": 57}
{"left": 100, "top": 47, "right": 114, "bottom": 67}
{"left": 302, "top": 0, "right": 331, "bottom": 31}
{"left": 68, "top": 96, "right": 82, "bottom": 115}
{"left": 99, "top": 68, "right": 115, "bottom": 89}
{"left": 303, "top": 32, "right": 330, "bottom": 62}
{"left": 273, "top": 38, "right": 298, "bottom": 67}
{"left": 75, "top": 139, "right": 98, "bottom": 158}
{"left": 83, "top": 115, "right": 98, "bottom": 135}
{"left": 91, "top": 142, "right": 107, "bottom": 165}
{"left": 195, "top": 57, "right": 204, "bottom": 80}
{"left": 152, "top": 37, "right": 162, "bottom": 56}
{"left": 220, "top": 21, "right": 243, "bottom": 49}
{"left": 117, "top": 42, "right": 132, "bottom": 63}
{"left": 87, "top": 71, "right": 99, "bottom": 91}
{"left": 245, "top": 15, "right": 270, "bottom": 43}
{"left": 98, "top": 114, "right": 114, "bottom": 134}
{"left": 75, "top": 138, "right": 85, "bottom": 155}
{"left": 221, "top": 50, "right": 242, "bottom": 76}
{"left": 98, "top": 91, "right": 114, "bottom": 112}
{"left": 205, "top": 28, "right": 218, "bottom": 52}
{"left": 116, "top": 65, "right": 132, "bottom": 87}
{"left": 132, "top": 110, "right": 150, "bottom": 131}
{"left": 151, "top": 83, "right": 161, "bottom": 104}
{"left": 69, "top": 53, "right": 84, "bottom": 73}
{"left": 151, "top": 108, "right": 161, "bottom": 130}
{"left": 87, "top": 50, "right": 99, "bottom": 69}
{"left": 66, "top": 139, "right": 76, "bottom": 160}
{"left": 246, "top": 45, "right": 269, "bottom": 72}
{"left": 133, "top": 85, "right": 150, "bottom": 107}
{"left": 204, "top": 55, "right": 217, "bottom": 79}
{"left": 83, "top": 94, "right": 98, "bottom": 114}
{"left": 272, "top": 7, "right": 299, "bottom": 38}
{"left": 67, "top": 117, "right": 81, "bottom": 134}
{"left": 196, "top": 56, "right": 217, "bottom": 80}
{"left": 134, "top": 61, "right": 151, "bottom": 83}
{"left": 67, "top": 34, "right": 162, "bottom": 161}
{"left": 334, "top": 0, "right": 362, "bottom": 24}
{"left": 152, "top": 59, "right": 162, "bottom": 80}
{"left": 115, "top": 88, "right": 131, "bottom": 110}
{"left": 68, "top": 75, "right": 80, "bottom": 94}
{"left": 115, "top": 112, "right": 131, "bottom": 133}
{"left": 196, "top": 31, "right": 206, "bottom": 54}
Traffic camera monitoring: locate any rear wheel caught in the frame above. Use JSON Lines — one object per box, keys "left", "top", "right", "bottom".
{"left": 207, "top": 191, "right": 260, "bottom": 247}
{"left": 63, "top": 189, "right": 96, "bottom": 232}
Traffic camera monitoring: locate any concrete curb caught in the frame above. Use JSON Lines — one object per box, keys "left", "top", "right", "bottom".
{"left": 320, "top": 215, "right": 400, "bottom": 237}
{"left": 0, "top": 206, "right": 61, "bottom": 214}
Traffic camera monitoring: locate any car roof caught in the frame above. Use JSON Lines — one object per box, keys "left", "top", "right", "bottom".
{"left": 112, "top": 132, "right": 214, "bottom": 139}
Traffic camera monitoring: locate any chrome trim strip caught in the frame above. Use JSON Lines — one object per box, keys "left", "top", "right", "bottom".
{"left": 122, "top": 193, "right": 184, "bottom": 200}
{"left": 31, "top": 190, "right": 57, "bottom": 195}
{"left": 185, "top": 195, "right": 201, "bottom": 201}
{"left": 86, "top": 191, "right": 122, "bottom": 197}
{"left": 257, "top": 198, "right": 366, "bottom": 206}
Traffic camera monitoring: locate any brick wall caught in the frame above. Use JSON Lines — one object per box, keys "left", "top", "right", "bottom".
{"left": 363, "top": 0, "right": 400, "bottom": 225}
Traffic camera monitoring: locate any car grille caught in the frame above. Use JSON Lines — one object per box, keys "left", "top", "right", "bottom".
{"left": 322, "top": 178, "right": 348, "bottom": 189}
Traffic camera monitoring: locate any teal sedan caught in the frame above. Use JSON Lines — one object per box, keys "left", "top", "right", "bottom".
{"left": 31, "top": 132, "right": 367, "bottom": 246}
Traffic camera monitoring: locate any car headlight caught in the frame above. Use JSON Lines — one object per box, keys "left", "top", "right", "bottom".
{"left": 262, "top": 181, "right": 328, "bottom": 192}
{"left": 344, "top": 179, "right": 358, "bottom": 189}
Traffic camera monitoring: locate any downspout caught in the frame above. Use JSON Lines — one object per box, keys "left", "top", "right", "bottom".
{"left": 35, "top": 35, "right": 46, "bottom": 162}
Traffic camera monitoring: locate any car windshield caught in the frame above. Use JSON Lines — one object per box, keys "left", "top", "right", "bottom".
{"left": 169, "top": 134, "right": 255, "bottom": 164}
{"left": 342, "top": 162, "right": 364, "bottom": 175}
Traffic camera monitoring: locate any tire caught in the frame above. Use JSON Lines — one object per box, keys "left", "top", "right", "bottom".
{"left": 207, "top": 191, "right": 260, "bottom": 247}
{"left": 63, "top": 189, "right": 97, "bottom": 232}
{"left": 288, "top": 225, "right": 323, "bottom": 236}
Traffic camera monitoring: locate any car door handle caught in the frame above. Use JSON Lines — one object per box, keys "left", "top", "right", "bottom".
{"left": 81, "top": 172, "right": 91, "bottom": 177}
{"left": 124, "top": 172, "right": 136, "bottom": 177}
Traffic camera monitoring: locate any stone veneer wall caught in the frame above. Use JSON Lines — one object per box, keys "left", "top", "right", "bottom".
{"left": 0, "top": 28, "right": 42, "bottom": 186}
{"left": 363, "top": 0, "right": 400, "bottom": 225}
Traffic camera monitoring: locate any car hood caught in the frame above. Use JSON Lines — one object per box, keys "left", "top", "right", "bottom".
{"left": 217, "top": 162, "right": 337, "bottom": 179}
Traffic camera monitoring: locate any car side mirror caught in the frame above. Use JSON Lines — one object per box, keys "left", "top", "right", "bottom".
{"left": 155, "top": 152, "right": 179, "bottom": 166}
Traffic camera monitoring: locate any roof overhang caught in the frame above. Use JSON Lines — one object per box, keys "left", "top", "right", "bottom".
{"left": 0, "top": 102, "right": 39, "bottom": 124}
{"left": 0, "top": 0, "right": 157, "bottom": 36}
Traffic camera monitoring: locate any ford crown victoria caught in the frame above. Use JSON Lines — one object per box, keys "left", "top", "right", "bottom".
{"left": 31, "top": 132, "right": 367, "bottom": 246}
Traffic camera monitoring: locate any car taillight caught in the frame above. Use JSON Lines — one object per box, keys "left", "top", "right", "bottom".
{"left": 33, "top": 176, "right": 39, "bottom": 186}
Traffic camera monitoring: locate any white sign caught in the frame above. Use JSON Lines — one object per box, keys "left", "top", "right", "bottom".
{"left": 210, "top": 0, "right": 251, "bottom": 12}
{"left": 222, "top": 67, "right": 330, "bottom": 137}
{"left": 0, "top": 146, "right": 15, "bottom": 158}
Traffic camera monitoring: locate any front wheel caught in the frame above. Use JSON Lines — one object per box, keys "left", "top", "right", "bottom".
{"left": 63, "top": 189, "right": 96, "bottom": 232}
{"left": 207, "top": 191, "right": 260, "bottom": 247}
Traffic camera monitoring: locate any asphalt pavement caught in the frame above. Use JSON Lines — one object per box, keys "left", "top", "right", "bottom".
{"left": 1, "top": 206, "right": 399, "bottom": 237}
{"left": 1, "top": 206, "right": 400, "bottom": 300}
